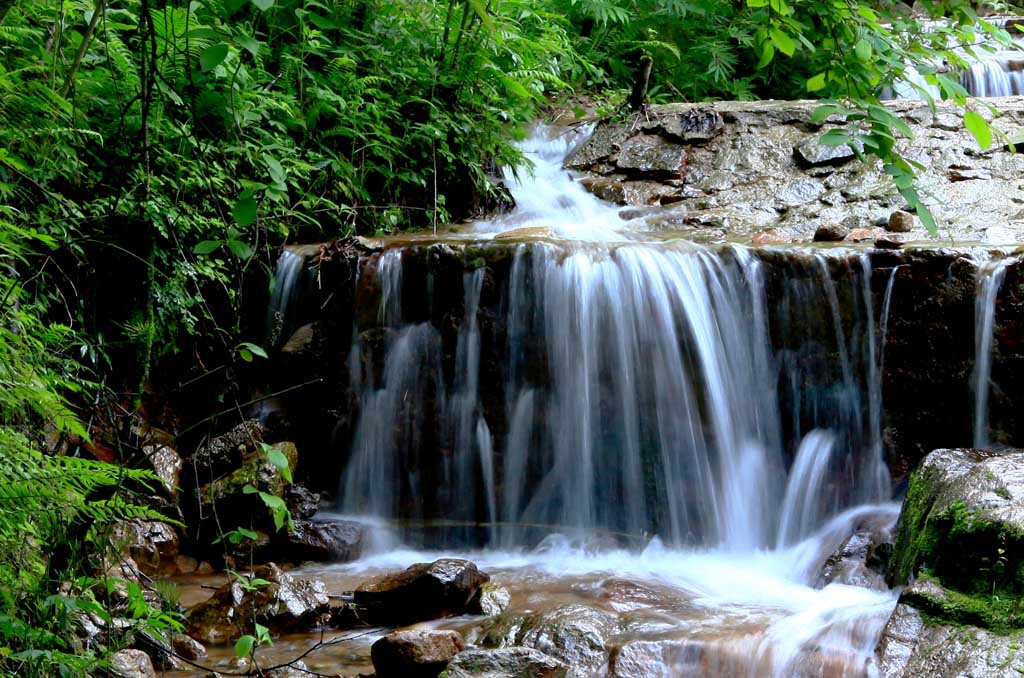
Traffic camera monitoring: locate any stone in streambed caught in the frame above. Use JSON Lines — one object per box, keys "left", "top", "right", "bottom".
{"left": 813, "top": 223, "right": 849, "bottom": 242}
{"left": 110, "top": 649, "right": 155, "bottom": 678}
{"left": 443, "top": 647, "right": 568, "bottom": 678}
{"left": 278, "top": 518, "right": 366, "bottom": 562}
{"left": 354, "top": 558, "right": 490, "bottom": 626}
{"left": 887, "top": 210, "right": 916, "bottom": 233}
{"left": 185, "top": 562, "right": 329, "bottom": 644}
{"left": 371, "top": 629, "right": 464, "bottom": 678}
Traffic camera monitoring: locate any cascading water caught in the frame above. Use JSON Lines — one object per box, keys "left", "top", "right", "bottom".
{"left": 973, "top": 256, "right": 1014, "bottom": 449}
{"left": 885, "top": 18, "right": 1024, "bottom": 99}
{"left": 317, "top": 126, "right": 907, "bottom": 676}
{"left": 265, "top": 247, "right": 311, "bottom": 349}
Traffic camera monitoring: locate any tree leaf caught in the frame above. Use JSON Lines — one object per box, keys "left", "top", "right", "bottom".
{"left": 964, "top": 110, "right": 993, "bottom": 150}
{"left": 854, "top": 39, "right": 872, "bottom": 62}
{"left": 806, "top": 72, "right": 827, "bottom": 92}
{"left": 193, "top": 240, "right": 221, "bottom": 255}
{"left": 769, "top": 28, "right": 795, "bottom": 57}
{"left": 251, "top": 0, "right": 275, "bottom": 11}
{"left": 199, "top": 43, "right": 229, "bottom": 72}
{"left": 756, "top": 41, "right": 775, "bottom": 69}
{"left": 227, "top": 239, "right": 253, "bottom": 260}
{"left": 238, "top": 342, "right": 268, "bottom": 359}
{"left": 232, "top": 196, "right": 258, "bottom": 226}
{"left": 235, "top": 635, "right": 255, "bottom": 658}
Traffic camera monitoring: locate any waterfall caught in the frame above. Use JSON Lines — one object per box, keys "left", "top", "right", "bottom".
{"left": 265, "top": 248, "right": 308, "bottom": 349}
{"left": 269, "top": 125, "right": 909, "bottom": 678}
{"left": 973, "top": 257, "right": 1013, "bottom": 449}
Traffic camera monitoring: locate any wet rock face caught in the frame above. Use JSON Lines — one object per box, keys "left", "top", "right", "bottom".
{"left": 280, "top": 519, "right": 366, "bottom": 562}
{"left": 567, "top": 99, "right": 1024, "bottom": 244}
{"left": 817, "top": 513, "right": 895, "bottom": 591}
{"left": 875, "top": 602, "right": 1024, "bottom": 678}
{"left": 354, "top": 558, "right": 490, "bottom": 625}
{"left": 483, "top": 604, "right": 619, "bottom": 677}
{"left": 110, "top": 649, "right": 155, "bottom": 678}
{"left": 371, "top": 629, "right": 464, "bottom": 678}
{"left": 185, "top": 562, "right": 329, "bottom": 644}
{"left": 444, "top": 647, "right": 568, "bottom": 678}
{"left": 111, "top": 521, "right": 179, "bottom": 577}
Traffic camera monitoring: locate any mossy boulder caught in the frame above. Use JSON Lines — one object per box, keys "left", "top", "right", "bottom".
{"left": 890, "top": 448, "right": 1024, "bottom": 631}
{"left": 196, "top": 441, "right": 299, "bottom": 532}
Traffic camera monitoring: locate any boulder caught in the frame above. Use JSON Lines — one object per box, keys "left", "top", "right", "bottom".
{"left": 354, "top": 559, "right": 490, "bottom": 626}
{"left": 284, "top": 484, "right": 321, "bottom": 520}
{"left": 483, "top": 604, "right": 618, "bottom": 677}
{"left": 191, "top": 419, "right": 266, "bottom": 474}
{"left": 195, "top": 441, "right": 298, "bottom": 531}
{"left": 110, "top": 649, "right": 155, "bottom": 678}
{"left": 111, "top": 520, "right": 179, "bottom": 576}
{"left": 278, "top": 519, "right": 366, "bottom": 562}
{"left": 614, "top": 134, "right": 686, "bottom": 175}
{"left": 185, "top": 563, "right": 329, "bottom": 644}
{"left": 371, "top": 629, "right": 464, "bottom": 678}
{"left": 142, "top": 444, "right": 182, "bottom": 497}
{"left": 875, "top": 602, "right": 1024, "bottom": 677}
{"left": 443, "top": 647, "right": 568, "bottom": 678}
{"left": 172, "top": 633, "right": 208, "bottom": 661}
{"left": 890, "top": 448, "right": 1024, "bottom": 631}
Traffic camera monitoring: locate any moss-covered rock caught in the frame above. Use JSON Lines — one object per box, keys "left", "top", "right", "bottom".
{"left": 196, "top": 441, "right": 299, "bottom": 533}
{"left": 890, "top": 448, "right": 1024, "bottom": 631}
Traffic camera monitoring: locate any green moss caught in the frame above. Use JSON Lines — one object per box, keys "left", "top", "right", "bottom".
{"left": 909, "top": 572, "right": 1024, "bottom": 634}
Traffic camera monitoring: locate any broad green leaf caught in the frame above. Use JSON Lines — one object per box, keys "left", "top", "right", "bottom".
{"left": 251, "top": 0, "right": 275, "bottom": 11}
{"left": 235, "top": 34, "right": 260, "bottom": 57}
{"left": 232, "top": 196, "right": 258, "bottom": 226}
{"left": 227, "top": 239, "right": 253, "bottom": 260}
{"left": 267, "top": 448, "right": 293, "bottom": 483}
{"left": 769, "top": 28, "right": 795, "bottom": 57}
{"left": 964, "top": 110, "right": 993, "bottom": 150}
{"left": 235, "top": 635, "right": 255, "bottom": 658}
{"left": 806, "top": 73, "right": 827, "bottom": 92}
{"left": 747, "top": 0, "right": 769, "bottom": 6}
{"left": 756, "top": 41, "right": 775, "bottom": 69}
{"left": 199, "top": 43, "right": 229, "bottom": 72}
{"left": 193, "top": 240, "right": 221, "bottom": 255}
{"left": 855, "top": 39, "right": 872, "bottom": 62}
{"left": 238, "top": 342, "right": 268, "bottom": 359}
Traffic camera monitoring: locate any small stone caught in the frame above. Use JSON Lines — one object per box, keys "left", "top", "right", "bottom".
{"left": 846, "top": 227, "right": 884, "bottom": 242}
{"left": 371, "top": 629, "right": 464, "bottom": 678}
{"left": 174, "top": 555, "right": 198, "bottom": 575}
{"left": 110, "top": 649, "right": 155, "bottom": 678}
{"left": 197, "top": 561, "right": 215, "bottom": 575}
{"left": 280, "top": 519, "right": 366, "bottom": 562}
{"left": 794, "top": 138, "right": 858, "bottom": 168}
{"left": 752, "top": 231, "right": 789, "bottom": 245}
{"left": 265, "top": 660, "right": 312, "bottom": 678}
{"left": 887, "top": 210, "right": 916, "bottom": 233}
{"left": 172, "top": 633, "right": 208, "bottom": 661}
{"left": 111, "top": 521, "right": 179, "bottom": 576}
{"left": 813, "top": 223, "right": 850, "bottom": 242}
{"left": 472, "top": 581, "right": 511, "bottom": 616}
{"left": 874, "top": 235, "right": 904, "bottom": 250}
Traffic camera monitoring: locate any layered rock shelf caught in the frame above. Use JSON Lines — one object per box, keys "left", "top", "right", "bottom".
{"left": 564, "top": 98, "right": 1024, "bottom": 245}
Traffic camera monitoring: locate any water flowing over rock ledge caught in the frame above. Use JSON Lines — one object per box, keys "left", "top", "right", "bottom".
{"left": 263, "top": 238, "right": 1024, "bottom": 510}
{"left": 565, "top": 98, "right": 1024, "bottom": 245}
